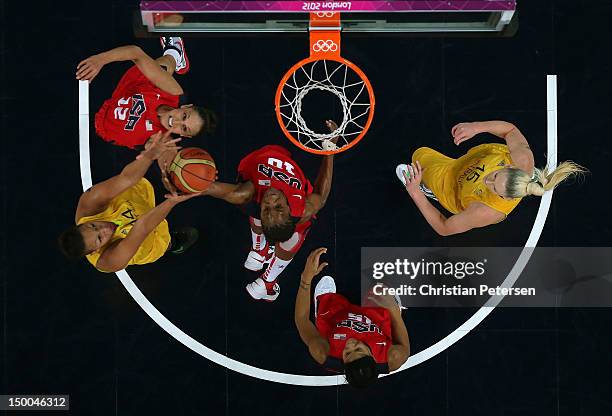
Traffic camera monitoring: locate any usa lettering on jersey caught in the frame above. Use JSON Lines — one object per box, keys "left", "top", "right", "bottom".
{"left": 336, "top": 313, "right": 382, "bottom": 335}
{"left": 257, "top": 157, "right": 303, "bottom": 190}
{"left": 113, "top": 94, "right": 147, "bottom": 131}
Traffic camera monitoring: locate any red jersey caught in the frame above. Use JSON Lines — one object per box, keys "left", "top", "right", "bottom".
{"left": 237, "top": 145, "right": 313, "bottom": 221}
{"left": 316, "top": 293, "right": 392, "bottom": 364}
{"left": 94, "top": 65, "right": 180, "bottom": 149}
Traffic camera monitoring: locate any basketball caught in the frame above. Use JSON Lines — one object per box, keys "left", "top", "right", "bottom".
{"left": 168, "top": 147, "right": 216, "bottom": 193}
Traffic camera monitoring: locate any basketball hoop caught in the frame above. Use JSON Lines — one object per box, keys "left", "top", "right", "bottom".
{"left": 275, "top": 12, "right": 375, "bottom": 155}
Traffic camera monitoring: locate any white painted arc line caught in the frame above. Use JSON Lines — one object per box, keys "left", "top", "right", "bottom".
{"left": 78, "top": 81, "right": 92, "bottom": 190}
{"left": 79, "top": 80, "right": 89, "bottom": 115}
{"left": 78, "top": 76, "right": 557, "bottom": 386}
{"left": 114, "top": 270, "right": 343, "bottom": 386}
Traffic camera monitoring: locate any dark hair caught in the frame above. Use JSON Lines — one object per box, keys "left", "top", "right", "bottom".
{"left": 344, "top": 356, "right": 379, "bottom": 388}
{"left": 192, "top": 106, "right": 218, "bottom": 137}
{"left": 262, "top": 216, "right": 297, "bottom": 244}
{"left": 58, "top": 225, "right": 87, "bottom": 259}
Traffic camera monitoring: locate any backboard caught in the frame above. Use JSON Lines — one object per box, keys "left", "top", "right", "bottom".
{"left": 138, "top": 1, "right": 517, "bottom": 35}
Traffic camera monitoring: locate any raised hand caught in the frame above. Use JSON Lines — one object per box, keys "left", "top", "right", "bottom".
{"left": 301, "top": 247, "right": 329, "bottom": 283}
{"left": 403, "top": 161, "right": 425, "bottom": 197}
{"left": 451, "top": 122, "right": 481, "bottom": 145}
{"left": 76, "top": 54, "right": 108, "bottom": 82}
{"left": 137, "top": 131, "right": 182, "bottom": 161}
{"left": 160, "top": 161, "right": 179, "bottom": 195}
{"left": 164, "top": 190, "right": 204, "bottom": 204}
{"left": 326, "top": 119, "right": 339, "bottom": 144}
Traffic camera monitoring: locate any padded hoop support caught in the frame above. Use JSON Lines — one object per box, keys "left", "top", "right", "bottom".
{"left": 309, "top": 12, "right": 341, "bottom": 58}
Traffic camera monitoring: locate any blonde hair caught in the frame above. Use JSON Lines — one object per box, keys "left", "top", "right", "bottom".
{"left": 504, "top": 161, "right": 587, "bottom": 198}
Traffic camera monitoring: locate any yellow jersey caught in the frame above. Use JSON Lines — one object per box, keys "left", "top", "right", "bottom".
{"left": 412, "top": 143, "right": 521, "bottom": 215}
{"left": 77, "top": 178, "right": 170, "bottom": 272}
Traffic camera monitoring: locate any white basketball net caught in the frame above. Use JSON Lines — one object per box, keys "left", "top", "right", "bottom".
{"left": 277, "top": 59, "right": 373, "bottom": 152}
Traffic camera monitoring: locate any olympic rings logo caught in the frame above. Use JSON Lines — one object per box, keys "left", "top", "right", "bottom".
{"left": 312, "top": 39, "right": 338, "bottom": 53}
{"left": 315, "top": 12, "right": 336, "bottom": 18}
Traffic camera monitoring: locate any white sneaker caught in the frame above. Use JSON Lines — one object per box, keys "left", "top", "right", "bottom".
{"left": 245, "top": 277, "right": 280, "bottom": 302}
{"left": 244, "top": 245, "right": 275, "bottom": 272}
{"left": 396, "top": 164, "right": 410, "bottom": 186}
{"left": 395, "top": 163, "right": 438, "bottom": 201}
{"left": 160, "top": 36, "right": 190, "bottom": 75}
{"left": 314, "top": 275, "right": 336, "bottom": 316}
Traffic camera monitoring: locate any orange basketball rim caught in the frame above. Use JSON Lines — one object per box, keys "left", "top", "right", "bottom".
{"left": 274, "top": 12, "right": 375, "bottom": 155}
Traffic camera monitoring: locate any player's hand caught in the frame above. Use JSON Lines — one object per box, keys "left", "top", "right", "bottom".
{"left": 326, "top": 119, "right": 340, "bottom": 144}
{"left": 164, "top": 190, "right": 204, "bottom": 204}
{"left": 137, "top": 131, "right": 181, "bottom": 161}
{"left": 76, "top": 54, "right": 108, "bottom": 82}
{"left": 195, "top": 173, "right": 219, "bottom": 197}
{"left": 403, "top": 161, "right": 425, "bottom": 198}
{"left": 301, "top": 247, "right": 329, "bottom": 283}
{"left": 451, "top": 122, "right": 480, "bottom": 145}
{"left": 326, "top": 120, "right": 338, "bottom": 133}
{"left": 160, "top": 161, "right": 178, "bottom": 195}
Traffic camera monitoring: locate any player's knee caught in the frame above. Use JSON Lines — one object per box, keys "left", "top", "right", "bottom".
{"left": 277, "top": 232, "right": 300, "bottom": 252}
{"left": 411, "top": 146, "right": 430, "bottom": 161}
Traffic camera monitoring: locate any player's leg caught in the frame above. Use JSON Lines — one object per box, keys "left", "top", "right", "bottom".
{"left": 159, "top": 37, "right": 190, "bottom": 75}
{"left": 244, "top": 217, "right": 275, "bottom": 271}
{"left": 166, "top": 226, "right": 199, "bottom": 254}
{"left": 245, "top": 248, "right": 294, "bottom": 302}
{"left": 397, "top": 147, "right": 454, "bottom": 201}
{"left": 128, "top": 221, "right": 197, "bottom": 266}
{"left": 245, "top": 227, "right": 309, "bottom": 301}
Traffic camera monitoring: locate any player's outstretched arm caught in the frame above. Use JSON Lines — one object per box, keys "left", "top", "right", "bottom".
{"left": 402, "top": 162, "right": 505, "bottom": 236}
{"left": 76, "top": 131, "right": 181, "bottom": 221}
{"left": 303, "top": 157, "right": 334, "bottom": 222}
{"left": 367, "top": 292, "right": 410, "bottom": 371}
{"left": 95, "top": 193, "right": 200, "bottom": 272}
{"left": 387, "top": 307, "right": 410, "bottom": 371}
{"left": 203, "top": 181, "right": 255, "bottom": 205}
{"left": 295, "top": 248, "right": 330, "bottom": 364}
{"left": 76, "top": 45, "right": 183, "bottom": 96}
{"left": 451, "top": 120, "right": 534, "bottom": 175}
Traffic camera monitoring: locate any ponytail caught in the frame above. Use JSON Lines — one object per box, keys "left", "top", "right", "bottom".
{"left": 505, "top": 161, "right": 587, "bottom": 198}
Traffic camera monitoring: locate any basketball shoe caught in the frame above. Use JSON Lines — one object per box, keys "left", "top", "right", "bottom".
{"left": 168, "top": 226, "right": 199, "bottom": 254}
{"left": 244, "top": 243, "right": 275, "bottom": 272}
{"left": 314, "top": 275, "right": 336, "bottom": 316}
{"left": 160, "top": 36, "right": 190, "bottom": 75}
{"left": 396, "top": 164, "right": 438, "bottom": 201}
{"left": 245, "top": 277, "right": 280, "bottom": 302}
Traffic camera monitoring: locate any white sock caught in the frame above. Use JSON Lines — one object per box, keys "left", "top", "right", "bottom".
{"left": 262, "top": 256, "right": 292, "bottom": 282}
{"left": 251, "top": 229, "right": 266, "bottom": 252}
{"left": 163, "top": 48, "right": 181, "bottom": 70}
{"left": 249, "top": 217, "right": 266, "bottom": 251}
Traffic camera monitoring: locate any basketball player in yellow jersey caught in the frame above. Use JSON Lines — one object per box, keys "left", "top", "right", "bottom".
{"left": 396, "top": 120, "right": 586, "bottom": 236}
{"left": 58, "top": 131, "right": 201, "bottom": 272}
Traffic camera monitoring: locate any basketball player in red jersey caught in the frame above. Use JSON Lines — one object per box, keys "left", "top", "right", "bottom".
{"left": 76, "top": 37, "right": 216, "bottom": 149}
{"left": 201, "top": 122, "right": 336, "bottom": 301}
{"left": 295, "top": 248, "right": 411, "bottom": 388}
